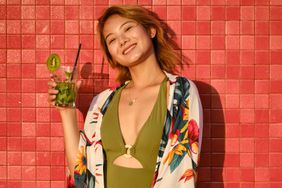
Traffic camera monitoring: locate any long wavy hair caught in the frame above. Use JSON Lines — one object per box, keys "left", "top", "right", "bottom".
{"left": 97, "top": 5, "right": 181, "bottom": 83}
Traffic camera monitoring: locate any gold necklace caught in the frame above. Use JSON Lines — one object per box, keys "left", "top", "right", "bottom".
{"left": 127, "top": 88, "right": 137, "bottom": 106}
{"left": 126, "top": 74, "right": 166, "bottom": 106}
{"left": 126, "top": 82, "right": 138, "bottom": 106}
{"left": 128, "top": 98, "right": 137, "bottom": 106}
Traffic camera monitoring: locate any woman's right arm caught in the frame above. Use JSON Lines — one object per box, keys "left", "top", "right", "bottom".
{"left": 47, "top": 76, "right": 81, "bottom": 177}
{"left": 59, "top": 109, "right": 80, "bottom": 177}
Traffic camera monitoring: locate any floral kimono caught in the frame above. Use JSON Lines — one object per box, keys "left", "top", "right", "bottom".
{"left": 69, "top": 72, "right": 203, "bottom": 188}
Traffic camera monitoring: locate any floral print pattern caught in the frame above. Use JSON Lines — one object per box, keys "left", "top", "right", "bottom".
{"left": 74, "top": 146, "right": 87, "bottom": 175}
{"left": 179, "top": 169, "right": 195, "bottom": 183}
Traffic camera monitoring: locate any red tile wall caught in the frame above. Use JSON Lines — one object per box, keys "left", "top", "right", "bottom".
{"left": 0, "top": 0, "right": 281, "bottom": 187}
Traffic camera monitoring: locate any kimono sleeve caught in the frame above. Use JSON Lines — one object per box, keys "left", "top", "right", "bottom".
{"left": 67, "top": 88, "right": 112, "bottom": 187}
{"left": 66, "top": 131, "right": 88, "bottom": 188}
{"left": 187, "top": 80, "right": 203, "bottom": 167}
{"left": 66, "top": 94, "right": 100, "bottom": 187}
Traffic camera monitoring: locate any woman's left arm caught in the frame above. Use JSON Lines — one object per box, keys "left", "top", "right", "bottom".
{"left": 187, "top": 80, "right": 203, "bottom": 168}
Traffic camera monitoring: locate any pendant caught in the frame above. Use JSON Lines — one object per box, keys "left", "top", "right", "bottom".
{"left": 128, "top": 99, "right": 136, "bottom": 106}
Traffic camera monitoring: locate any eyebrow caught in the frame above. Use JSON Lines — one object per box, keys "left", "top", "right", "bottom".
{"left": 105, "top": 20, "right": 135, "bottom": 41}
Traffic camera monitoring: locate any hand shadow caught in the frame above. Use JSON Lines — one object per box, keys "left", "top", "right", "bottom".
{"left": 76, "top": 60, "right": 109, "bottom": 120}
{"left": 195, "top": 81, "right": 225, "bottom": 188}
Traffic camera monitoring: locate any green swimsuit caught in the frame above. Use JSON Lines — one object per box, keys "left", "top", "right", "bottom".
{"left": 101, "top": 78, "right": 167, "bottom": 188}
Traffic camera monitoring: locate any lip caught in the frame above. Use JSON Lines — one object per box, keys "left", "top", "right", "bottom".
{"left": 122, "top": 43, "right": 137, "bottom": 55}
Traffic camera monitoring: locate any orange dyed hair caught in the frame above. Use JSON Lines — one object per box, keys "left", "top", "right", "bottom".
{"left": 97, "top": 5, "right": 181, "bottom": 83}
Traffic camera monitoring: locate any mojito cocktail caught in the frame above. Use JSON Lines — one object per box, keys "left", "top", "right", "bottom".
{"left": 47, "top": 53, "right": 76, "bottom": 108}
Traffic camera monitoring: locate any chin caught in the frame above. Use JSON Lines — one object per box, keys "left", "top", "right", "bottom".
{"left": 119, "top": 61, "right": 139, "bottom": 68}
{"left": 119, "top": 54, "right": 143, "bottom": 67}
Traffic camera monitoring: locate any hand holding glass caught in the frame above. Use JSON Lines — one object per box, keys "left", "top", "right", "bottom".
{"left": 54, "top": 65, "right": 76, "bottom": 108}
{"left": 47, "top": 54, "right": 76, "bottom": 108}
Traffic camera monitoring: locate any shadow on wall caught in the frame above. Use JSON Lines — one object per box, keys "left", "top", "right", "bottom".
{"left": 195, "top": 81, "right": 225, "bottom": 188}
{"left": 77, "top": 60, "right": 109, "bottom": 120}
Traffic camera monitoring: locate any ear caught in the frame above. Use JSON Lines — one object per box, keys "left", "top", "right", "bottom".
{"left": 149, "top": 27, "right": 157, "bottom": 38}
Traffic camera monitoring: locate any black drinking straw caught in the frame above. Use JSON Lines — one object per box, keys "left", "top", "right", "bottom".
{"left": 70, "top": 43, "right": 82, "bottom": 81}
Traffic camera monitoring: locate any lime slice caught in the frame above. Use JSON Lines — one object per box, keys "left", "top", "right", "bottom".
{"left": 64, "top": 71, "right": 72, "bottom": 80}
{"left": 47, "top": 53, "right": 61, "bottom": 72}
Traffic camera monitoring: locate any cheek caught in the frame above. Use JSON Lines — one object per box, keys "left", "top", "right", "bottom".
{"left": 134, "top": 29, "right": 148, "bottom": 39}
{"left": 135, "top": 30, "right": 152, "bottom": 46}
{"left": 139, "top": 36, "right": 153, "bottom": 50}
{"left": 107, "top": 45, "right": 118, "bottom": 57}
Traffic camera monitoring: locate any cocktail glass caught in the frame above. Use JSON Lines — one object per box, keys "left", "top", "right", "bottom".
{"left": 54, "top": 65, "right": 76, "bottom": 108}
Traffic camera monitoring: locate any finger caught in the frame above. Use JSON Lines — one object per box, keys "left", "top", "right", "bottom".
{"left": 48, "top": 88, "right": 58, "bottom": 94}
{"left": 50, "top": 74, "right": 60, "bottom": 82}
{"left": 50, "top": 74, "right": 56, "bottom": 81}
{"left": 48, "top": 81, "right": 57, "bottom": 88}
{"left": 48, "top": 94, "right": 56, "bottom": 103}
{"left": 50, "top": 95, "right": 56, "bottom": 100}
{"left": 50, "top": 73, "right": 58, "bottom": 79}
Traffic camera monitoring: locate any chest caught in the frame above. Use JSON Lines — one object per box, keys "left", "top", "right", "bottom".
{"left": 101, "top": 83, "right": 168, "bottom": 149}
{"left": 122, "top": 88, "right": 159, "bottom": 124}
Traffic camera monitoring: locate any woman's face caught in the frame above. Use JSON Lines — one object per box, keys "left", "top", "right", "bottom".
{"left": 103, "top": 14, "right": 156, "bottom": 67}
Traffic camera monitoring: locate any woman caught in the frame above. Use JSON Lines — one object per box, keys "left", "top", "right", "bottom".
{"left": 48, "top": 5, "right": 203, "bottom": 188}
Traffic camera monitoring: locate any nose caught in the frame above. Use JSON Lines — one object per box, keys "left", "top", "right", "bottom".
{"left": 119, "top": 35, "right": 129, "bottom": 47}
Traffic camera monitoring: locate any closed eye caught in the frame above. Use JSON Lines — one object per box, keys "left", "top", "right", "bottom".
{"left": 108, "top": 38, "right": 116, "bottom": 44}
{"left": 125, "top": 26, "right": 132, "bottom": 31}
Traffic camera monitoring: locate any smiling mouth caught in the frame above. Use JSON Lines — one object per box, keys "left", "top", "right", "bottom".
{"left": 123, "top": 44, "right": 137, "bottom": 55}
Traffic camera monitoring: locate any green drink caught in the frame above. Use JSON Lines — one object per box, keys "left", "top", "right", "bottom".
{"left": 55, "top": 81, "right": 76, "bottom": 107}
{"left": 54, "top": 65, "right": 76, "bottom": 107}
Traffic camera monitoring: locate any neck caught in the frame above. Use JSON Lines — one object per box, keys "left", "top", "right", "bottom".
{"left": 127, "top": 54, "right": 165, "bottom": 89}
